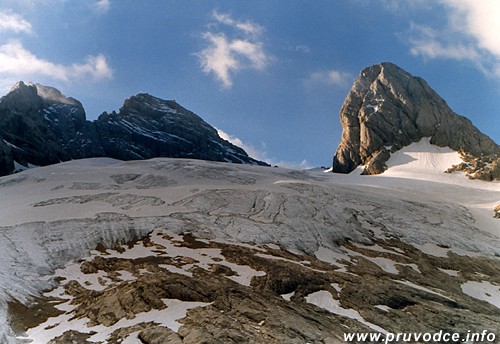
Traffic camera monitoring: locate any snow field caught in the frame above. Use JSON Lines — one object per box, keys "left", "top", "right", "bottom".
{"left": 0, "top": 148, "right": 498, "bottom": 342}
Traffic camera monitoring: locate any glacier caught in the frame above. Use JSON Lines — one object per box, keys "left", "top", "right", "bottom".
{"left": 0, "top": 146, "right": 499, "bottom": 342}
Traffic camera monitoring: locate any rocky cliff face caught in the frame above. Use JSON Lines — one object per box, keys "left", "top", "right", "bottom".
{"left": 331, "top": 63, "right": 499, "bottom": 175}
{"left": 0, "top": 82, "right": 101, "bottom": 173}
{"left": 95, "top": 93, "right": 260, "bottom": 164}
{"left": 0, "top": 82, "right": 266, "bottom": 175}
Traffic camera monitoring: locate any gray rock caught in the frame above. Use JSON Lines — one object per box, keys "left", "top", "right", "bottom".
{"left": 332, "top": 63, "right": 500, "bottom": 174}
{"left": 95, "top": 93, "right": 267, "bottom": 165}
{"left": 0, "top": 82, "right": 102, "bottom": 173}
{"left": 138, "top": 326, "right": 183, "bottom": 344}
{"left": 0, "top": 139, "right": 13, "bottom": 176}
{"left": 0, "top": 83, "right": 267, "bottom": 176}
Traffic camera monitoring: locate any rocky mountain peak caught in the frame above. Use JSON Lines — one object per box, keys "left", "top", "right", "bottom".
{"left": 332, "top": 62, "right": 499, "bottom": 175}
{"left": 34, "top": 83, "right": 81, "bottom": 107}
{"left": 123, "top": 93, "right": 177, "bottom": 110}
{"left": 0, "top": 81, "right": 81, "bottom": 112}
{"left": 96, "top": 92, "right": 264, "bottom": 165}
{"left": 0, "top": 82, "right": 267, "bottom": 176}
{"left": 0, "top": 81, "right": 42, "bottom": 113}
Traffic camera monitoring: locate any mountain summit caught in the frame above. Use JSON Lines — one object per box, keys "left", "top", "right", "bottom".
{"left": 95, "top": 93, "right": 259, "bottom": 164}
{"left": 0, "top": 83, "right": 267, "bottom": 175}
{"left": 331, "top": 62, "right": 499, "bottom": 175}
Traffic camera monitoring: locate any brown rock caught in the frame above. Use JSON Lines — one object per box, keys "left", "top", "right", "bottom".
{"left": 332, "top": 63, "right": 500, "bottom": 174}
{"left": 138, "top": 326, "right": 183, "bottom": 344}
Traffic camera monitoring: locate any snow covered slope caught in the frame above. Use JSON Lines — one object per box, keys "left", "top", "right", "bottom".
{"left": 0, "top": 156, "right": 498, "bottom": 343}
{"left": 383, "top": 138, "right": 464, "bottom": 179}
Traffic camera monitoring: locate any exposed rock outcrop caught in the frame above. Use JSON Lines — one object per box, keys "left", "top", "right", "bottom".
{"left": 331, "top": 63, "right": 499, "bottom": 175}
{"left": 445, "top": 153, "right": 500, "bottom": 181}
{"left": 95, "top": 93, "right": 261, "bottom": 164}
{"left": 0, "top": 82, "right": 100, "bottom": 170}
{"left": 11, "top": 231, "right": 500, "bottom": 343}
{"left": 0, "top": 82, "right": 267, "bottom": 176}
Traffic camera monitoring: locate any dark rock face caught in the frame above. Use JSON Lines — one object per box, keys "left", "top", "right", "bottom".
{"left": 0, "top": 82, "right": 266, "bottom": 176}
{"left": 0, "top": 82, "right": 100, "bottom": 171}
{"left": 332, "top": 63, "right": 500, "bottom": 174}
{"left": 95, "top": 93, "right": 263, "bottom": 165}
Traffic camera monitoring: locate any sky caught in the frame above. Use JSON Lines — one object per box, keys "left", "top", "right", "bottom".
{"left": 0, "top": 0, "right": 499, "bottom": 168}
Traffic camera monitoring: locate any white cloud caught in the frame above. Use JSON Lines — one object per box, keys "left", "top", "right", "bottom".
{"left": 0, "top": 40, "right": 113, "bottom": 82}
{"left": 217, "top": 128, "right": 312, "bottom": 169}
{"left": 197, "top": 11, "right": 269, "bottom": 88}
{"left": 294, "top": 45, "right": 311, "bottom": 54}
{"left": 378, "top": 0, "right": 433, "bottom": 13}
{"left": 304, "top": 69, "right": 353, "bottom": 88}
{"left": 95, "top": 0, "right": 111, "bottom": 14}
{"left": 403, "top": 0, "right": 500, "bottom": 78}
{"left": 408, "top": 23, "right": 481, "bottom": 61}
{"left": 217, "top": 128, "right": 266, "bottom": 162}
{"left": 0, "top": 10, "right": 32, "bottom": 33}
{"left": 212, "top": 10, "right": 263, "bottom": 37}
{"left": 440, "top": 0, "right": 500, "bottom": 57}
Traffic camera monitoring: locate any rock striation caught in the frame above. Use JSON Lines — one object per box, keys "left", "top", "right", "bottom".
{"left": 95, "top": 93, "right": 258, "bottom": 164}
{"left": 0, "top": 82, "right": 102, "bottom": 174}
{"left": 0, "top": 82, "right": 267, "bottom": 176}
{"left": 331, "top": 62, "right": 499, "bottom": 175}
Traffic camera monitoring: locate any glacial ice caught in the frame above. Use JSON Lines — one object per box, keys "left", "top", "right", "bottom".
{"left": 0, "top": 153, "right": 498, "bottom": 342}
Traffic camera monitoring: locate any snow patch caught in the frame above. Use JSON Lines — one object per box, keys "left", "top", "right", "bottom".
{"left": 281, "top": 291, "right": 295, "bottom": 301}
{"left": 306, "top": 290, "right": 387, "bottom": 333}
{"left": 382, "top": 138, "right": 463, "bottom": 181}
{"left": 21, "top": 299, "right": 211, "bottom": 343}
{"left": 395, "top": 280, "right": 455, "bottom": 302}
{"left": 460, "top": 281, "right": 500, "bottom": 309}
{"left": 438, "top": 268, "right": 459, "bottom": 277}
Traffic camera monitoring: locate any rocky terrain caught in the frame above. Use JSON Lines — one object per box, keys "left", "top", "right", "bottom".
{"left": 331, "top": 62, "right": 500, "bottom": 175}
{"left": 0, "top": 63, "right": 499, "bottom": 343}
{"left": 0, "top": 156, "right": 498, "bottom": 343}
{"left": 11, "top": 228, "right": 500, "bottom": 344}
{"left": 0, "top": 82, "right": 266, "bottom": 176}
{"left": 445, "top": 153, "right": 500, "bottom": 181}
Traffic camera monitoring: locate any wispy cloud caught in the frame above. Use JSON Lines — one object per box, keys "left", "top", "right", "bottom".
{"left": 217, "top": 128, "right": 312, "bottom": 169}
{"left": 197, "top": 11, "right": 269, "bottom": 88}
{"left": 0, "top": 6, "right": 112, "bottom": 88}
{"left": 407, "top": 23, "right": 481, "bottom": 61}
{"left": 304, "top": 69, "right": 353, "bottom": 89}
{"left": 378, "top": 0, "right": 433, "bottom": 13}
{"left": 211, "top": 11, "right": 263, "bottom": 38}
{"left": 217, "top": 128, "right": 268, "bottom": 163}
{"left": 0, "top": 40, "right": 113, "bottom": 82}
{"left": 294, "top": 45, "right": 311, "bottom": 54}
{"left": 0, "top": 10, "right": 32, "bottom": 33}
{"left": 94, "top": 0, "right": 111, "bottom": 14}
{"left": 400, "top": 0, "right": 500, "bottom": 78}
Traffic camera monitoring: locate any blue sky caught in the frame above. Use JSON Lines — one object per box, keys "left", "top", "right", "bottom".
{"left": 0, "top": 0, "right": 499, "bottom": 168}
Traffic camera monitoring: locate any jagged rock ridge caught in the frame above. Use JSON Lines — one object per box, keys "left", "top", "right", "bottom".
{"left": 95, "top": 93, "right": 257, "bottom": 164}
{"left": 0, "top": 82, "right": 267, "bottom": 176}
{"left": 331, "top": 62, "right": 499, "bottom": 175}
{"left": 0, "top": 82, "right": 102, "bottom": 175}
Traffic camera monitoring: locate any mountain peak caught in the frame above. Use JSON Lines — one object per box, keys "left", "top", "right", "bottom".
{"left": 34, "top": 83, "right": 81, "bottom": 106}
{"left": 9, "top": 80, "right": 34, "bottom": 92}
{"left": 1, "top": 81, "right": 80, "bottom": 111}
{"left": 0, "top": 82, "right": 267, "bottom": 176}
{"left": 331, "top": 62, "right": 499, "bottom": 175}
{"left": 1, "top": 81, "right": 42, "bottom": 113}
{"left": 98, "top": 92, "right": 267, "bottom": 165}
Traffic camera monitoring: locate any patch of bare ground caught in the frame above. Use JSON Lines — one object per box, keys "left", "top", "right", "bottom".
{"left": 12, "top": 232, "right": 500, "bottom": 343}
{"left": 8, "top": 296, "right": 65, "bottom": 334}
